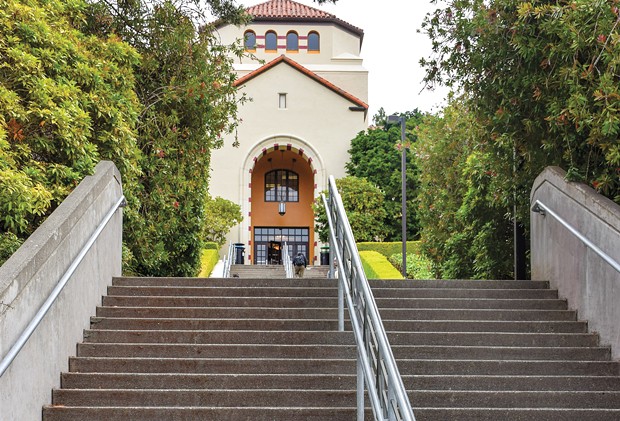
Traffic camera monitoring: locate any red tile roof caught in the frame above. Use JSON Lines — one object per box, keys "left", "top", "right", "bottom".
{"left": 244, "top": 0, "right": 363, "bottom": 38}
{"left": 235, "top": 54, "right": 368, "bottom": 110}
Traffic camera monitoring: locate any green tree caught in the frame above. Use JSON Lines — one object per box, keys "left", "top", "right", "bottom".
{"left": 346, "top": 110, "right": 425, "bottom": 240}
{"left": 0, "top": 0, "right": 141, "bottom": 265}
{"left": 203, "top": 196, "right": 243, "bottom": 247}
{"left": 421, "top": 0, "right": 620, "bottom": 222}
{"left": 85, "top": 0, "right": 248, "bottom": 276}
{"left": 414, "top": 96, "right": 513, "bottom": 279}
{"left": 313, "top": 176, "right": 388, "bottom": 243}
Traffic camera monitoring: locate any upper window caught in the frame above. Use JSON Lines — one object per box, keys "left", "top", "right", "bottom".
{"left": 286, "top": 31, "right": 299, "bottom": 52}
{"left": 244, "top": 30, "right": 256, "bottom": 52}
{"left": 265, "top": 31, "right": 277, "bottom": 52}
{"left": 308, "top": 31, "right": 320, "bottom": 53}
{"left": 265, "top": 170, "right": 299, "bottom": 202}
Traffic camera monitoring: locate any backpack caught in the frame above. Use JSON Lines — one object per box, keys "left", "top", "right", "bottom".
{"left": 293, "top": 255, "right": 305, "bottom": 266}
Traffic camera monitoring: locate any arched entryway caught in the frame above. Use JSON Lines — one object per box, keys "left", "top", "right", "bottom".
{"left": 249, "top": 147, "right": 316, "bottom": 265}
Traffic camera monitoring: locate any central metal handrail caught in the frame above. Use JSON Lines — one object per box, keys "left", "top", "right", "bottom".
{"left": 223, "top": 242, "right": 235, "bottom": 278}
{"left": 0, "top": 194, "right": 126, "bottom": 378}
{"left": 322, "top": 175, "right": 415, "bottom": 421}
{"left": 283, "top": 242, "right": 293, "bottom": 278}
{"left": 532, "top": 200, "right": 620, "bottom": 273}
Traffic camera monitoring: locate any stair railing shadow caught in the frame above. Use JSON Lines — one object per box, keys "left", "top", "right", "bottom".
{"left": 322, "top": 175, "right": 415, "bottom": 421}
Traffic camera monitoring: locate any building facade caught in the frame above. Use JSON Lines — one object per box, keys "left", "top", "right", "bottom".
{"left": 211, "top": 0, "right": 368, "bottom": 264}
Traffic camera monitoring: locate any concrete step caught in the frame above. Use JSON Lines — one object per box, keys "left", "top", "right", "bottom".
{"left": 77, "top": 343, "right": 356, "bottom": 359}
{"left": 50, "top": 388, "right": 620, "bottom": 409}
{"left": 61, "top": 373, "right": 357, "bottom": 390}
{"left": 60, "top": 372, "right": 620, "bottom": 392}
{"left": 101, "top": 295, "right": 568, "bottom": 310}
{"left": 107, "top": 285, "right": 338, "bottom": 298}
{"left": 76, "top": 342, "right": 611, "bottom": 361}
{"left": 43, "top": 406, "right": 364, "bottom": 421}
{"left": 411, "top": 408, "right": 620, "bottom": 421}
{"left": 114, "top": 277, "right": 337, "bottom": 287}
{"left": 83, "top": 329, "right": 355, "bottom": 345}
{"left": 68, "top": 357, "right": 357, "bottom": 374}
{"left": 114, "top": 277, "right": 550, "bottom": 289}
{"left": 96, "top": 306, "right": 578, "bottom": 321}
{"left": 395, "top": 359, "right": 620, "bottom": 376}
{"left": 101, "top": 295, "right": 338, "bottom": 308}
{"left": 402, "top": 375, "right": 620, "bottom": 391}
{"left": 107, "top": 285, "right": 560, "bottom": 299}
{"left": 51, "top": 389, "right": 357, "bottom": 408}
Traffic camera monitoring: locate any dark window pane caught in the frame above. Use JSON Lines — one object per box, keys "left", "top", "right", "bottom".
{"left": 287, "top": 32, "right": 298, "bottom": 51}
{"left": 244, "top": 31, "right": 256, "bottom": 51}
{"left": 308, "top": 32, "right": 320, "bottom": 52}
{"left": 265, "top": 31, "right": 277, "bottom": 51}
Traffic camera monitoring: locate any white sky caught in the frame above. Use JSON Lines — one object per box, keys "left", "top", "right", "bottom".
{"left": 240, "top": 0, "right": 451, "bottom": 120}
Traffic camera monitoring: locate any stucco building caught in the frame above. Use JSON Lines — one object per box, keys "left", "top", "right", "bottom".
{"left": 211, "top": 0, "right": 368, "bottom": 264}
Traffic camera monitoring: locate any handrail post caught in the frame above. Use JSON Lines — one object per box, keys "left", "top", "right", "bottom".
{"left": 322, "top": 175, "right": 416, "bottom": 421}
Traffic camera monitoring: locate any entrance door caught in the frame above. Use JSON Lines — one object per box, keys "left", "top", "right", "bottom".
{"left": 254, "top": 227, "right": 309, "bottom": 265}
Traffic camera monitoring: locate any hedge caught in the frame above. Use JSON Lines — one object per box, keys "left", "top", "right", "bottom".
{"left": 197, "top": 248, "right": 220, "bottom": 277}
{"left": 357, "top": 241, "right": 421, "bottom": 258}
{"left": 359, "top": 250, "right": 403, "bottom": 279}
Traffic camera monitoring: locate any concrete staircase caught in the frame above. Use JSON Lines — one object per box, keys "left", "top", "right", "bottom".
{"left": 228, "top": 264, "right": 330, "bottom": 278}
{"left": 43, "top": 277, "right": 620, "bottom": 420}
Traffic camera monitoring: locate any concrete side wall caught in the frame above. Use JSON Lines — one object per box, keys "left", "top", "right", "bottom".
{"left": 0, "top": 161, "right": 123, "bottom": 421}
{"left": 531, "top": 166, "right": 620, "bottom": 359}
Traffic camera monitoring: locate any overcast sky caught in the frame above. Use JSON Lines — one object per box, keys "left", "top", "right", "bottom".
{"left": 240, "top": 0, "right": 451, "bottom": 120}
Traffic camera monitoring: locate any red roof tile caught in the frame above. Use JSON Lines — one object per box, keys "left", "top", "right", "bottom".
{"left": 247, "top": 0, "right": 333, "bottom": 19}
{"left": 244, "top": 0, "right": 363, "bottom": 38}
{"left": 234, "top": 54, "right": 368, "bottom": 110}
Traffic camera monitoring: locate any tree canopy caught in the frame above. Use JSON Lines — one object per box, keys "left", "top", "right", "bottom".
{"left": 421, "top": 0, "right": 620, "bottom": 218}
{"left": 313, "top": 176, "right": 387, "bottom": 243}
{"left": 346, "top": 109, "right": 425, "bottom": 241}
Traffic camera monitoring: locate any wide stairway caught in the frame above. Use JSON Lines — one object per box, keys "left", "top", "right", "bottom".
{"left": 43, "top": 276, "right": 620, "bottom": 420}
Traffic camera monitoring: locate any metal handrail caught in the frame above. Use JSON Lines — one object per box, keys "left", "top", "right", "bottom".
{"left": 322, "top": 175, "right": 415, "bottom": 421}
{"left": 223, "top": 242, "right": 235, "bottom": 278}
{"left": 283, "top": 242, "right": 293, "bottom": 278}
{"left": 532, "top": 200, "right": 620, "bottom": 273}
{"left": 0, "top": 194, "right": 126, "bottom": 377}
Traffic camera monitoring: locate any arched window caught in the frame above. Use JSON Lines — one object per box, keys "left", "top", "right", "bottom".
{"left": 265, "top": 31, "right": 277, "bottom": 52}
{"left": 286, "top": 31, "right": 299, "bottom": 52}
{"left": 307, "top": 31, "right": 320, "bottom": 53}
{"left": 244, "top": 30, "right": 256, "bottom": 52}
{"left": 265, "top": 170, "right": 299, "bottom": 202}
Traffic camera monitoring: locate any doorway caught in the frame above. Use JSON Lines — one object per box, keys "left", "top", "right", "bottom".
{"left": 254, "top": 227, "right": 309, "bottom": 265}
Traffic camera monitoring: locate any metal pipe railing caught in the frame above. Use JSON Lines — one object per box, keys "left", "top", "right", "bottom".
{"left": 283, "top": 242, "right": 293, "bottom": 278}
{"left": 223, "top": 242, "right": 235, "bottom": 278}
{"left": 322, "top": 175, "right": 415, "bottom": 421}
{"left": 532, "top": 200, "right": 620, "bottom": 274}
{"left": 0, "top": 194, "right": 126, "bottom": 378}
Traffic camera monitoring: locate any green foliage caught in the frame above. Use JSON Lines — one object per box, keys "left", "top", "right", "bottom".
{"left": 414, "top": 97, "right": 514, "bottom": 279}
{"left": 0, "top": 0, "right": 141, "bottom": 262}
{"left": 0, "top": 232, "right": 24, "bottom": 264}
{"left": 203, "top": 241, "right": 219, "bottom": 250}
{"left": 203, "top": 197, "right": 243, "bottom": 247}
{"left": 85, "top": 0, "right": 248, "bottom": 276}
{"left": 359, "top": 250, "right": 403, "bottom": 279}
{"left": 197, "top": 248, "right": 219, "bottom": 277}
{"left": 346, "top": 110, "right": 426, "bottom": 240}
{"left": 389, "top": 253, "right": 435, "bottom": 280}
{"left": 356, "top": 241, "right": 421, "bottom": 258}
{"left": 313, "top": 176, "right": 388, "bottom": 243}
{"left": 421, "top": 0, "right": 620, "bottom": 218}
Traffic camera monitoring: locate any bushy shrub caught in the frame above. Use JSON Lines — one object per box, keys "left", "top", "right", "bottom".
{"left": 203, "top": 242, "right": 219, "bottom": 250}
{"left": 197, "top": 248, "right": 220, "bottom": 278}
{"left": 389, "top": 253, "right": 434, "bottom": 280}
{"left": 359, "top": 250, "right": 403, "bottom": 279}
{"left": 357, "top": 241, "right": 421, "bottom": 258}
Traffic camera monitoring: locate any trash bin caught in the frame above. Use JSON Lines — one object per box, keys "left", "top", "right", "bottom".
{"left": 320, "top": 246, "right": 330, "bottom": 265}
{"left": 234, "top": 243, "right": 245, "bottom": 265}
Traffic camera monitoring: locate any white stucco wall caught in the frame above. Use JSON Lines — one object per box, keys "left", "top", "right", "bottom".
{"left": 210, "top": 62, "right": 367, "bottom": 251}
